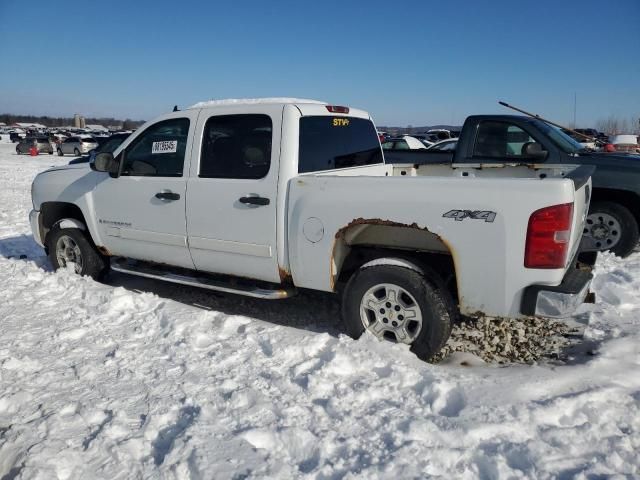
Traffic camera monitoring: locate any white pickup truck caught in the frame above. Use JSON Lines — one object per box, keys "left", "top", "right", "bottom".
{"left": 30, "top": 98, "right": 595, "bottom": 360}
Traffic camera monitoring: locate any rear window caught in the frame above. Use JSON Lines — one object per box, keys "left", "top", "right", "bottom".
{"left": 81, "top": 138, "right": 96, "bottom": 143}
{"left": 298, "top": 116, "right": 383, "bottom": 173}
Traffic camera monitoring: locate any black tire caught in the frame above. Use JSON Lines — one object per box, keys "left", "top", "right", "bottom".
{"left": 46, "top": 227, "right": 108, "bottom": 280}
{"left": 341, "top": 263, "right": 453, "bottom": 361}
{"left": 49, "top": 151, "right": 54, "bottom": 155}
{"left": 74, "top": 148, "right": 81, "bottom": 156}
{"left": 586, "top": 201, "right": 639, "bottom": 258}
{"left": 57, "top": 148, "right": 63, "bottom": 156}
{"left": 16, "top": 147, "right": 20, "bottom": 155}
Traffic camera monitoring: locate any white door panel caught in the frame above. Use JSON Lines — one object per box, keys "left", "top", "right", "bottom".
{"left": 92, "top": 113, "right": 198, "bottom": 269}
{"left": 186, "top": 106, "right": 282, "bottom": 283}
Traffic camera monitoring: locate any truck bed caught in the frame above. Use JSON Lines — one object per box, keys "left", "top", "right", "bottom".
{"left": 383, "top": 150, "right": 453, "bottom": 165}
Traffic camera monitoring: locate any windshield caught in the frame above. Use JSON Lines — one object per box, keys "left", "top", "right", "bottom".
{"left": 536, "top": 121, "right": 584, "bottom": 154}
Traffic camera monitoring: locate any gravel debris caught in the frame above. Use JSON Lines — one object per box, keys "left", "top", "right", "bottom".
{"left": 433, "top": 316, "right": 582, "bottom": 364}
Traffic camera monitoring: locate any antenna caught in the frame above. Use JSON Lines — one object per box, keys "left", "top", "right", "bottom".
{"left": 173, "top": 105, "right": 179, "bottom": 112}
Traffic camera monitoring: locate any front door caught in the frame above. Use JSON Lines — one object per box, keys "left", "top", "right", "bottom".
{"left": 92, "top": 114, "right": 197, "bottom": 269}
{"left": 186, "top": 107, "right": 281, "bottom": 283}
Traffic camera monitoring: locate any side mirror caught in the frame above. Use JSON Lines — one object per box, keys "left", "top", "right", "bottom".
{"left": 92, "top": 152, "right": 120, "bottom": 176}
{"left": 523, "top": 142, "right": 548, "bottom": 160}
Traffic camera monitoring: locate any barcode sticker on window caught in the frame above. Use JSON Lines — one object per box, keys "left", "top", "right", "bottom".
{"left": 152, "top": 140, "right": 178, "bottom": 154}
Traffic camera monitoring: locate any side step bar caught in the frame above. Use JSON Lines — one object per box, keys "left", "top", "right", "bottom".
{"left": 110, "top": 258, "right": 296, "bottom": 300}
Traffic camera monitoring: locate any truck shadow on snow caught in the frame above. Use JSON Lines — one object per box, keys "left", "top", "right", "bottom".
{"left": 0, "top": 234, "right": 344, "bottom": 336}
{"left": 106, "top": 271, "right": 346, "bottom": 336}
{"left": 0, "top": 233, "right": 51, "bottom": 269}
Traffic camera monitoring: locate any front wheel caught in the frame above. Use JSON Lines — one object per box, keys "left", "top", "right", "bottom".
{"left": 16, "top": 147, "right": 20, "bottom": 154}
{"left": 583, "top": 201, "right": 639, "bottom": 258}
{"left": 47, "top": 227, "right": 108, "bottom": 279}
{"left": 74, "top": 148, "right": 81, "bottom": 156}
{"left": 341, "top": 263, "right": 453, "bottom": 361}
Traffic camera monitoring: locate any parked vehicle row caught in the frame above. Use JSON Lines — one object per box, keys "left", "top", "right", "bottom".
{"left": 30, "top": 98, "right": 596, "bottom": 361}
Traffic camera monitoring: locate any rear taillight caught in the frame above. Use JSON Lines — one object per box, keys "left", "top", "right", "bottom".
{"left": 524, "top": 203, "right": 573, "bottom": 269}
{"left": 326, "top": 105, "right": 349, "bottom": 114}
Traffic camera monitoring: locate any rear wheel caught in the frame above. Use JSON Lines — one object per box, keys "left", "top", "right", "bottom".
{"left": 342, "top": 263, "right": 453, "bottom": 361}
{"left": 74, "top": 148, "right": 81, "bottom": 156}
{"left": 583, "top": 201, "right": 638, "bottom": 258}
{"left": 57, "top": 148, "right": 63, "bottom": 156}
{"left": 47, "top": 227, "right": 108, "bottom": 280}
{"left": 15, "top": 146, "right": 20, "bottom": 154}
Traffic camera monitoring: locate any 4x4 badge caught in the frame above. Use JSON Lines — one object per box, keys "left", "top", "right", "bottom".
{"left": 443, "top": 210, "right": 497, "bottom": 223}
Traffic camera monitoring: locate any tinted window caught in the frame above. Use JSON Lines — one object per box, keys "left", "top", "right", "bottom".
{"left": 200, "top": 114, "right": 272, "bottom": 179}
{"left": 121, "top": 118, "right": 189, "bottom": 177}
{"left": 473, "top": 121, "right": 540, "bottom": 158}
{"left": 298, "top": 116, "right": 383, "bottom": 173}
{"left": 81, "top": 138, "right": 96, "bottom": 143}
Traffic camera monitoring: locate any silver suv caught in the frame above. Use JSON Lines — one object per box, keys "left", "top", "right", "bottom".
{"left": 16, "top": 137, "right": 54, "bottom": 155}
{"left": 57, "top": 137, "right": 99, "bottom": 156}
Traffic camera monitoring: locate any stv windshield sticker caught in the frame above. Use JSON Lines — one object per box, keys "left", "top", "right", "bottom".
{"left": 152, "top": 140, "right": 178, "bottom": 154}
{"left": 332, "top": 118, "right": 350, "bottom": 127}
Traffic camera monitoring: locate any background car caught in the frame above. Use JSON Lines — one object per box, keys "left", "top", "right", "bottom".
{"left": 406, "top": 134, "right": 434, "bottom": 147}
{"left": 426, "top": 138, "right": 458, "bottom": 152}
{"left": 16, "top": 136, "right": 54, "bottom": 155}
{"left": 382, "top": 135, "right": 428, "bottom": 151}
{"left": 68, "top": 133, "right": 131, "bottom": 164}
{"left": 9, "top": 132, "right": 25, "bottom": 143}
{"left": 57, "top": 136, "right": 99, "bottom": 156}
{"left": 609, "top": 134, "right": 640, "bottom": 154}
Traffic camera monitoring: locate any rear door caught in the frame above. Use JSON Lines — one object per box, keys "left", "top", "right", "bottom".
{"left": 63, "top": 137, "right": 76, "bottom": 154}
{"left": 91, "top": 113, "right": 198, "bottom": 268}
{"left": 185, "top": 106, "right": 282, "bottom": 283}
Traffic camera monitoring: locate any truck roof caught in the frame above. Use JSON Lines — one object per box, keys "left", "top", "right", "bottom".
{"left": 189, "top": 98, "right": 327, "bottom": 109}
{"left": 465, "top": 114, "right": 545, "bottom": 124}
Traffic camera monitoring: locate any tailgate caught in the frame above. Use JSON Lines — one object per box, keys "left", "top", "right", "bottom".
{"left": 565, "top": 165, "right": 594, "bottom": 263}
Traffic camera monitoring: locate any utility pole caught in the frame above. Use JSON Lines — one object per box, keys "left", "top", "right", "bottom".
{"left": 573, "top": 92, "right": 577, "bottom": 128}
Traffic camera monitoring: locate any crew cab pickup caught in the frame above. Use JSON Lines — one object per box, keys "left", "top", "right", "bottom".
{"left": 30, "top": 99, "right": 594, "bottom": 360}
{"left": 385, "top": 115, "right": 640, "bottom": 257}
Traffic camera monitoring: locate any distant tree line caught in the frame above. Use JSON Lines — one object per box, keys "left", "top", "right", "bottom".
{"left": 0, "top": 113, "right": 145, "bottom": 129}
{"left": 595, "top": 115, "right": 640, "bottom": 136}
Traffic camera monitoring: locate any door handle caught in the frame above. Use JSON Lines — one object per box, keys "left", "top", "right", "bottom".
{"left": 239, "top": 195, "right": 270, "bottom": 206}
{"left": 155, "top": 191, "right": 180, "bottom": 201}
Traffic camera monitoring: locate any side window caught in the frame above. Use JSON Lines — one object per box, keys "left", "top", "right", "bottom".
{"left": 394, "top": 140, "right": 410, "bottom": 150}
{"left": 199, "top": 114, "right": 272, "bottom": 179}
{"left": 473, "top": 121, "right": 539, "bottom": 158}
{"left": 121, "top": 118, "right": 190, "bottom": 177}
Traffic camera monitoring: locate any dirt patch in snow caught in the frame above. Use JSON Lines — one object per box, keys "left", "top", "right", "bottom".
{"left": 433, "top": 316, "right": 582, "bottom": 365}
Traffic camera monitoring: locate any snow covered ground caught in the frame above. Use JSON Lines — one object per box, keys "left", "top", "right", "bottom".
{"left": 0, "top": 142, "right": 638, "bottom": 479}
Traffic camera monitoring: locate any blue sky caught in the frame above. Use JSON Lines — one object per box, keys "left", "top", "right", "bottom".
{"left": 1, "top": 0, "right": 638, "bottom": 127}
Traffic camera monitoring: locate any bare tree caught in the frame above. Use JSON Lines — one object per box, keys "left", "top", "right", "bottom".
{"left": 595, "top": 115, "right": 640, "bottom": 135}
